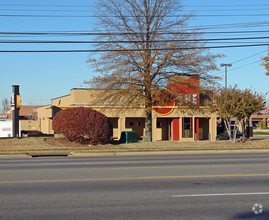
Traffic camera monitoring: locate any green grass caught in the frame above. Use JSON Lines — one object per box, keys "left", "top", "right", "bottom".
{"left": 254, "top": 132, "right": 269, "bottom": 135}
{"left": 1, "top": 137, "right": 269, "bottom": 155}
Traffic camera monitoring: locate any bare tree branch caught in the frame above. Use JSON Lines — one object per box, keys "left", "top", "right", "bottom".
{"left": 86, "top": 0, "right": 222, "bottom": 142}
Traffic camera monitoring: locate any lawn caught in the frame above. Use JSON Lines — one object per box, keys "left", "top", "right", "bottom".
{"left": 1, "top": 137, "right": 269, "bottom": 155}
{"left": 254, "top": 132, "right": 269, "bottom": 135}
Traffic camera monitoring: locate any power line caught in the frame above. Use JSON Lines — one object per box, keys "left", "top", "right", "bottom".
{"left": 232, "top": 50, "right": 268, "bottom": 64}
{"left": 0, "top": 3, "right": 92, "bottom": 8}
{"left": 194, "top": 22, "right": 269, "bottom": 31}
{"left": 0, "top": 21, "right": 268, "bottom": 35}
{"left": 219, "top": 50, "right": 267, "bottom": 75}
{"left": 1, "top": 13, "right": 269, "bottom": 18}
{"left": 1, "top": 7, "right": 269, "bottom": 13}
{"left": 0, "top": 43, "right": 268, "bottom": 53}
{"left": 1, "top": 30, "right": 269, "bottom": 36}
{"left": 0, "top": 36, "right": 268, "bottom": 44}
{"left": 184, "top": 4, "right": 269, "bottom": 8}
{"left": 1, "top": 41, "right": 267, "bottom": 44}
{"left": 1, "top": 21, "right": 269, "bottom": 32}
{"left": 1, "top": 3, "right": 269, "bottom": 8}
{"left": 229, "top": 60, "right": 262, "bottom": 72}
{"left": 0, "top": 8, "right": 94, "bottom": 13}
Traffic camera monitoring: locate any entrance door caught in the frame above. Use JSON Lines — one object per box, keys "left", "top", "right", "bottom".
{"left": 168, "top": 118, "right": 180, "bottom": 141}
{"left": 172, "top": 118, "right": 180, "bottom": 141}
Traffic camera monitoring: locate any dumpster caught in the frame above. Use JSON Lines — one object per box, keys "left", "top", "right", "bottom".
{"left": 119, "top": 131, "right": 138, "bottom": 143}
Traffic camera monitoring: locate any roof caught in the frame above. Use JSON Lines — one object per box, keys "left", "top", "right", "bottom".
{"left": 250, "top": 108, "right": 269, "bottom": 118}
{"left": 4, "top": 106, "right": 41, "bottom": 117}
{"left": 19, "top": 106, "right": 40, "bottom": 117}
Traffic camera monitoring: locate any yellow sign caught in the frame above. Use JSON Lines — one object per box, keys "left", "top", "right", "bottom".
{"left": 16, "top": 95, "right": 21, "bottom": 109}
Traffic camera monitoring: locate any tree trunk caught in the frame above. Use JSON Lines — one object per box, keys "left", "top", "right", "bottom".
{"left": 224, "top": 118, "right": 232, "bottom": 141}
{"left": 144, "top": 110, "right": 152, "bottom": 142}
{"left": 241, "top": 118, "right": 247, "bottom": 139}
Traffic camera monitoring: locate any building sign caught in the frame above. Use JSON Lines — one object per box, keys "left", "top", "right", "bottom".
{"left": 0, "top": 120, "right": 21, "bottom": 138}
{"left": 2, "top": 127, "right": 11, "bottom": 131}
{"left": 153, "top": 102, "right": 175, "bottom": 115}
{"left": 0, "top": 115, "right": 8, "bottom": 119}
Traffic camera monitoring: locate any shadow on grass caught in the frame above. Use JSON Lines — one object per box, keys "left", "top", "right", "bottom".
{"left": 27, "top": 133, "right": 54, "bottom": 137}
{"left": 109, "top": 139, "right": 120, "bottom": 145}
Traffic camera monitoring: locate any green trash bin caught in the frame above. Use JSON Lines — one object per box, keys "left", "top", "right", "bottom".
{"left": 119, "top": 131, "right": 138, "bottom": 143}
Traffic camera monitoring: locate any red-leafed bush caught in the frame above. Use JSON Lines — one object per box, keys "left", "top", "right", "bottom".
{"left": 52, "top": 107, "right": 113, "bottom": 145}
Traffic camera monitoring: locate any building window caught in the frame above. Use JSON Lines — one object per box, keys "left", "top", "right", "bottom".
{"left": 137, "top": 122, "right": 141, "bottom": 126}
{"left": 182, "top": 117, "right": 193, "bottom": 138}
{"left": 193, "top": 94, "right": 198, "bottom": 105}
{"left": 185, "top": 94, "right": 191, "bottom": 104}
{"left": 176, "top": 94, "right": 184, "bottom": 105}
{"left": 129, "top": 122, "right": 134, "bottom": 126}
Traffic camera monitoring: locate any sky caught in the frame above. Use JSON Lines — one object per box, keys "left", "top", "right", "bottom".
{"left": 0, "top": 0, "right": 269, "bottom": 106}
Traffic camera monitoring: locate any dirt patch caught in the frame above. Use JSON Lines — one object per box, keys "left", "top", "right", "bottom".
{"left": 45, "top": 137, "right": 83, "bottom": 147}
{"left": 44, "top": 137, "right": 118, "bottom": 150}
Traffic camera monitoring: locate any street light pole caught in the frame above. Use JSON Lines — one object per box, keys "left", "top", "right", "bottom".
{"left": 220, "top": 63, "right": 232, "bottom": 89}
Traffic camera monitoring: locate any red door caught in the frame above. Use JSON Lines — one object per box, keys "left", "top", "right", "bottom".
{"left": 172, "top": 118, "right": 180, "bottom": 141}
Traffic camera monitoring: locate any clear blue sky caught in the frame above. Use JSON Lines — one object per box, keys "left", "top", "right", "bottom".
{"left": 0, "top": 0, "right": 269, "bottom": 106}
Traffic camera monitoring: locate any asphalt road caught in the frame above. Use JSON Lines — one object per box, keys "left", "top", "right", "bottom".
{"left": 1, "top": 153, "right": 269, "bottom": 219}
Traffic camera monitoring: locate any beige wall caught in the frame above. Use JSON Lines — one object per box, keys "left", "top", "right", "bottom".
{"left": 21, "top": 120, "right": 40, "bottom": 132}
{"left": 125, "top": 118, "right": 145, "bottom": 140}
{"left": 52, "top": 94, "right": 74, "bottom": 106}
{"left": 38, "top": 105, "right": 54, "bottom": 134}
{"left": 38, "top": 89, "right": 218, "bottom": 141}
{"left": 108, "top": 117, "right": 119, "bottom": 139}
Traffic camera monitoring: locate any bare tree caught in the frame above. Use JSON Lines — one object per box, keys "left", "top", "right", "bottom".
{"left": 1, "top": 98, "right": 10, "bottom": 113}
{"left": 86, "top": 0, "right": 221, "bottom": 142}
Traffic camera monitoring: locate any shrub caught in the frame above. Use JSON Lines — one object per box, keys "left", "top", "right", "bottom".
{"left": 52, "top": 107, "right": 113, "bottom": 145}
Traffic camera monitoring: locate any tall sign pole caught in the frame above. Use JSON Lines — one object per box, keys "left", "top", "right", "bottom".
{"left": 11, "top": 85, "right": 21, "bottom": 137}
{"left": 220, "top": 63, "right": 232, "bottom": 89}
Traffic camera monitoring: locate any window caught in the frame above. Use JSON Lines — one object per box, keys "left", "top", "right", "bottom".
{"left": 193, "top": 94, "right": 198, "bottom": 105}
{"left": 182, "top": 117, "right": 193, "bottom": 138}
{"left": 129, "top": 122, "right": 134, "bottom": 126}
{"left": 185, "top": 94, "right": 191, "bottom": 104}
{"left": 176, "top": 94, "right": 183, "bottom": 105}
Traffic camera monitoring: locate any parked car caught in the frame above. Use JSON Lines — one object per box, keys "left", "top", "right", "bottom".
{"left": 216, "top": 130, "right": 243, "bottom": 140}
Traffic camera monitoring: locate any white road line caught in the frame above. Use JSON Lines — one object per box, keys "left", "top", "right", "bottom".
{"left": 172, "top": 192, "right": 269, "bottom": 197}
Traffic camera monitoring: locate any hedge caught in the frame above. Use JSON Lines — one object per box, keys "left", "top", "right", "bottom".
{"left": 52, "top": 107, "right": 112, "bottom": 145}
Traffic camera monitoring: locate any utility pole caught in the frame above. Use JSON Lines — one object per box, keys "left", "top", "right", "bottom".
{"left": 220, "top": 63, "right": 232, "bottom": 89}
{"left": 11, "top": 85, "right": 21, "bottom": 137}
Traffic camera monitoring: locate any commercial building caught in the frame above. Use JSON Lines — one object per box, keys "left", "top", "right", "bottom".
{"left": 0, "top": 105, "right": 40, "bottom": 135}
{"left": 249, "top": 108, "right": 269, "bottom": 127}
{"left": 38, "top": 76, "right": 218, "bottom": 141}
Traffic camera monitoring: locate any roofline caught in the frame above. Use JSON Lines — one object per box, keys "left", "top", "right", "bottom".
{"left": 51, "top": 93, "right": 71, "bottom": 101}
{"left": 71, "top": 88, "right": 122, "bottom": 91}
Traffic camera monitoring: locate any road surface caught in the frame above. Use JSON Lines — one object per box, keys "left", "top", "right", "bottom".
{"left": 1, "top": 153, "right": 269, "bottom": 219}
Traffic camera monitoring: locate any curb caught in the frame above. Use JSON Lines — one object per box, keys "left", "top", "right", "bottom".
{"left": 1, "top": 149, "right": 269, "bottom": 158}
{"left": 69, "top": 149, "right": 269, "bottom": 157}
